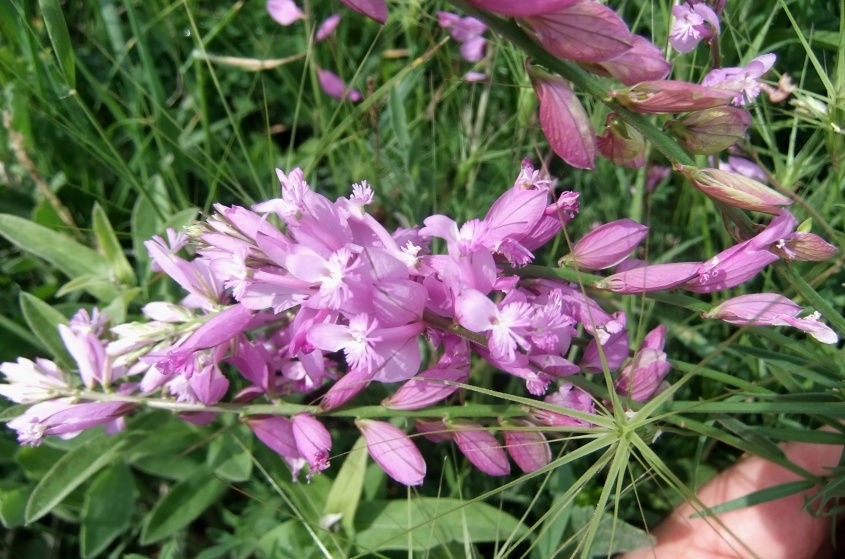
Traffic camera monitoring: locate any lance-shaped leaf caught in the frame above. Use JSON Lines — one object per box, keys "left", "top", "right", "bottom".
{"left": 611, "top": 81, "right": 740, "bottom": 114}
{"left": 680, "top": 166, "right": 793, "bottom": 215}
{"left": 529, "top": 64, "right": 596, "bottom": 169}
{"left": 524, "top": 1, "right": 632, "bottom": 63}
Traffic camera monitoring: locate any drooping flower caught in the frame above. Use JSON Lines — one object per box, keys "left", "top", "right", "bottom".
{"left": 449, "top": 421, "right": 511, "bottom": 476}
{"left": 315, "top": 14, "right": 342, "bottom": 41}
{"left": 356, "top": 419, "right": 426, "bottom": 485}
{"left": 560, "top": 219, "right": 649, "bottom": 270}
{"left": 501, "top": 418, "right": 551, "bottom": 473}
{"left": 316, "top": 68, "right": 362, "bottom": 102}
{"left": 266, "top": 0, "right": 305, "bottom": 26}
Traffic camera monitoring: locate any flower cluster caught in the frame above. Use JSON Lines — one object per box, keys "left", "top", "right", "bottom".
{"left": 1, "top": 160, "right": 836, "bottom": 487}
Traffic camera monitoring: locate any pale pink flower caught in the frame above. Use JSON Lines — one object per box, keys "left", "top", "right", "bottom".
{"left": 267, "top": 0, "right": 305, "bottom": 26}
{"left": 315, "top": 14, "right": 341, "bottom": 41}
{"left": 356, "top": 419, "right": 426, "bottom": 485}
{"left": 703, "top": 54, "right": 777, "bottom": 106}
{"left": 669, "top": 3, "right": 720, "bottom": 54}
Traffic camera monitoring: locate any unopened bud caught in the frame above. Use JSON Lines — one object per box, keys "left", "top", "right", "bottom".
{"left": 597, "top": 114, "right": 646, "bottom": 168}
{"left": 610, "top": 81, "right": 739, "bottom": 114}
{"left": 665, "top": 107, "right": 751, "bottom": 154}
{"left": 560, "top": 219, "right": 648, "bottom": 270}
{"left": 679, "top": 166, "right": 792, "bottom": 215}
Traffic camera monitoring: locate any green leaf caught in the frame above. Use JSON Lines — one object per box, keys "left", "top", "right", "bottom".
{"left": 92, "top": 203, "right": 136, "bottom": 286}
{"left": 207, "top": 433, "right": 252, "bottom": 482}
{"left": 140, "top": 471, "right": 227, "bottom": 544}
{"left": 0, "top": 485, "right": 31, "bottom": 528}
{"left": 0, "top": 404, "right": 29, "bottom": 423}
{"left": 56, "top": 275, "right": 117, "bottom": 299}
{"left": 0, "top": 214, "right": 116, "bottom": 301}
{"left": 324, "top": 435, "right": 367, "bottom": 534}
{"left": 569, "top": 506, "right": 654, "bottom": 556}
{"left": 354, "top": 498, "right": 528, "bottom": 552}
{"left": 38, "top": 0, "right": 76, "bottom": 89}
{"left": 25, "top": 435, "right": 128, "bottom": 523}
{"left": 388, "top": 85, "right": 410, "bottom": 152}
{"left": 19, "top": 292, "right": 73, "bottom": 368}
{"left": 690, "top": 480, "right": 815, "bottom": 519}
{"left": 256, "top": 520, "right": 314, "bottom": 559}
{"left": 81, "top": 462, "right": 136, "bottom": 558}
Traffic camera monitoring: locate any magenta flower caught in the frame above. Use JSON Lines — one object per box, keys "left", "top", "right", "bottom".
{"left": 464, "top": 0, "right": 578, "bottom": 17}
{"left": 438, "top": 12, "right": 488, "bottom": 63}
{"left": 315, "top": 14, "right": 341, "bottom": 41}
{"left": 338, "top": 0, "right": 387, "bottom": 24}
{"left": 614, "top": 326, "right": 671, "bottom": 402}
{"left": 291, "top": 414, "right": 332, "bottom": 480}
{"left": 611, "top": 81, "right": 740, "bottom": 114}
{"left": 597, "top": 262, "right": 703, "bottom": 294}
{"left": 246, "top": 416, "right": 306, "bottom": 479}
{"left": 669, "top": 2, "right": 720, "bottom": 54}
{"left": 382, "top": 367, "right": 468, "bottom": 410}
{"left": 681, "top": 166, "right": 792, "bottom": 215}
{"left": 356, "top": 419, "right": 426, "bottom": 485}
{"left": 449, "top": 421, "right": 511, "bottom": 476}
{"left": 455, "top": 289, "right": 533, "bottom": 363}
{"left": 266, "top": 0, "right": 305, "bottom": 26}
{"left": 524, "top": 1, "right": 633, "bottom": 63}
{"left": 501, "top": 418, "right": 551, "bottom": 473}
{"left": 319, "top": 369, "right": 372, "bottom": 411}
{"left": 704, "top": 294, "right": 838, "bottom": 344}
{"left": 560, "top": 219, "right": 649, "bottom": 270}
{"left": 594, "top": 35, "right": 671, "bottom": 86}
{"left": 531, "top": 383, "right": 595, "bottom": 427}
{"left": 528, "top": 65, "right": 596, "bottom": 169}
{"left": 316, "top": 68, "right": 362, "bottom": 102}
{"left": 703, "top": 54, "right": 777, "bottom": 106}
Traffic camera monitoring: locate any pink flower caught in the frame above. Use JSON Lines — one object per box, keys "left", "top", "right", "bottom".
{"left": 597, "top": 262, "right": 703, "bottom": 294}
{"left": 531, "top": 383, "right": 595, "bottom": 427}
{"left": 438, "top": 12, "right": 488, "bottom": 62}
{"left": 560, "top": 219, "right": 648, "bottom": 270}
{"left": 704, "top": 294, "right": 838, "bottom": 344}
{"left": 315, "top": 14, "right": 341, "bottom": 41}
{"left": 455, "top": 289, "right": 533, "bottom": 363}
{"left": 247, "top": 416, "right": 306, "bottom": 479}
{"left": 703, "top": 54, "right": 777, "bottom": 106}
{"left": 463, "top": 0, "right": 578, "bottom": 17}
{"left": 614, "top": 326, "right": 671, "bottom": 402}
{"left": 501, "top": 418, "right": 551, "bottom": 473}
{"left": 449, "top": 421, "right": 511, "bottom": 476}
{"left": 291, "top": 414, "right": 332, "bottom": 480}
{"left": 356, "top": 419, "right": 426, "bottom": 485}
{"left": 669, "top": 2, "right": 720, "bottom": 54}
{"left": 528, "top": 65, "right": 596, "bottom": 170}
{"left": 338, "top": 0, "right": 387, "bottom": 24}
{"left": 267, "top": 0, "right": 305, "bottom": 26}
{"left": 316, "top": 68, "right": 362, "bottom": 102}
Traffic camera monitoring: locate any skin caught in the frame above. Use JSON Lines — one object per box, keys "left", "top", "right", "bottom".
{"left": 623, "top": 437, "right": 843, "bottom": 559}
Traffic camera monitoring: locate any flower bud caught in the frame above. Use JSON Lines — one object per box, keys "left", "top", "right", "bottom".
{"left": 610, "top": 81, "right": 739, "bottom": 114}
{"left": 501, "top": 419, "right": 551, "bottom": 473}
{"left": 665, "top": 107, "right": 751, "bottom": 154}
{"left": 356, "top": 419, "right": 426, "bottom": 485}
{"left": 292, "top": 414, "right": 332, "bottom": 480}
{"left": 415, "top": 418, "right": 453, "bottom": 443}
{"left": 528, "top": 63, "right": 596, "bottom": 169}
{"left": 613, "top": 348, "right": 671, "bottom": 402}
{"left": 560, "top": 219, "right": 648, "bottom": 270}
{"left": 316, "top": 68, "right": 362, "bottom": 102}
{"left": 245, "top": 416, "right": 306, "bottom": 480}
{"left": 463, "top": 0, "right": 578, "bottom": 17}
{"left": 382, "top": 367, "right": 468, "bottom": 410}
{"left": 680, "top": 166, "right": 793, "bottom": 215}
{"left": 597, "top": 262, "right": 702, "bottom": 294}
{"left": 319, "top": 369, "right": 372, "bottom": 411}
{"left": 448, "top": 421, "right": 511, "bottom": 476}
{"left": 338, "top": 0, "right": 387, "bottom": 24}
{"left": 592, "top": 35, "right": 671, "bottom": 86}
{"left": 530, "top": 383, "right": 595, "bottom": 427}
{"left": 597, "top": 114, "right": 646, "bottom": 168}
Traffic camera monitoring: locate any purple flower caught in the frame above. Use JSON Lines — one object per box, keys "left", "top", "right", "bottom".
{"left": 315, "top": 14, "right": 341, "bottom": 41}
{"left": 338, "top": 0, "right": 387, "bottom": 24}
{"left": 597, "top": 262, "right": 703, "bottom": 294}
{"left": 704, "top": 294, "right": 838, "bottom": 344}
{"left": 669, "top": 2, "right": 720, "bottom": 54}
{"left": 449, "top": 421, "right": 511, "bottom": 476}
{"left": 247, "top": 416, "right": 306, "bottom": 479}
{"left": 316, "top": 68, "right": 362, "bottom": 102}
{"left": 0, "top": 357, "right": 69, "bottom": 404}
{"left": 560, "top": 219, "right": 649, "bottom": 270}
{"left": 267, "top": 0, "right": 305, "bottom": 26}
{"left": 501, "top": 418, "right": 551, "bottom": 473}
{"left": 356, "top": 419, "right": 426, "bottom": 485}
{"left": 438, "top": 12, "right": 488, "bottom": 62}
{"left": 463, "top": 0, "right": 578, "bottom": 18}
{"left": 291, "top": 414, "right": 332, "bottom": 480}
{"left": 528, "top": 64, "right": 596, "bottom": 169}
{"left": 703, "top": 54, "right": 777, "bottom": 106}
{"left": 9, "top": 399, "right": 135, "bottom": 446}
